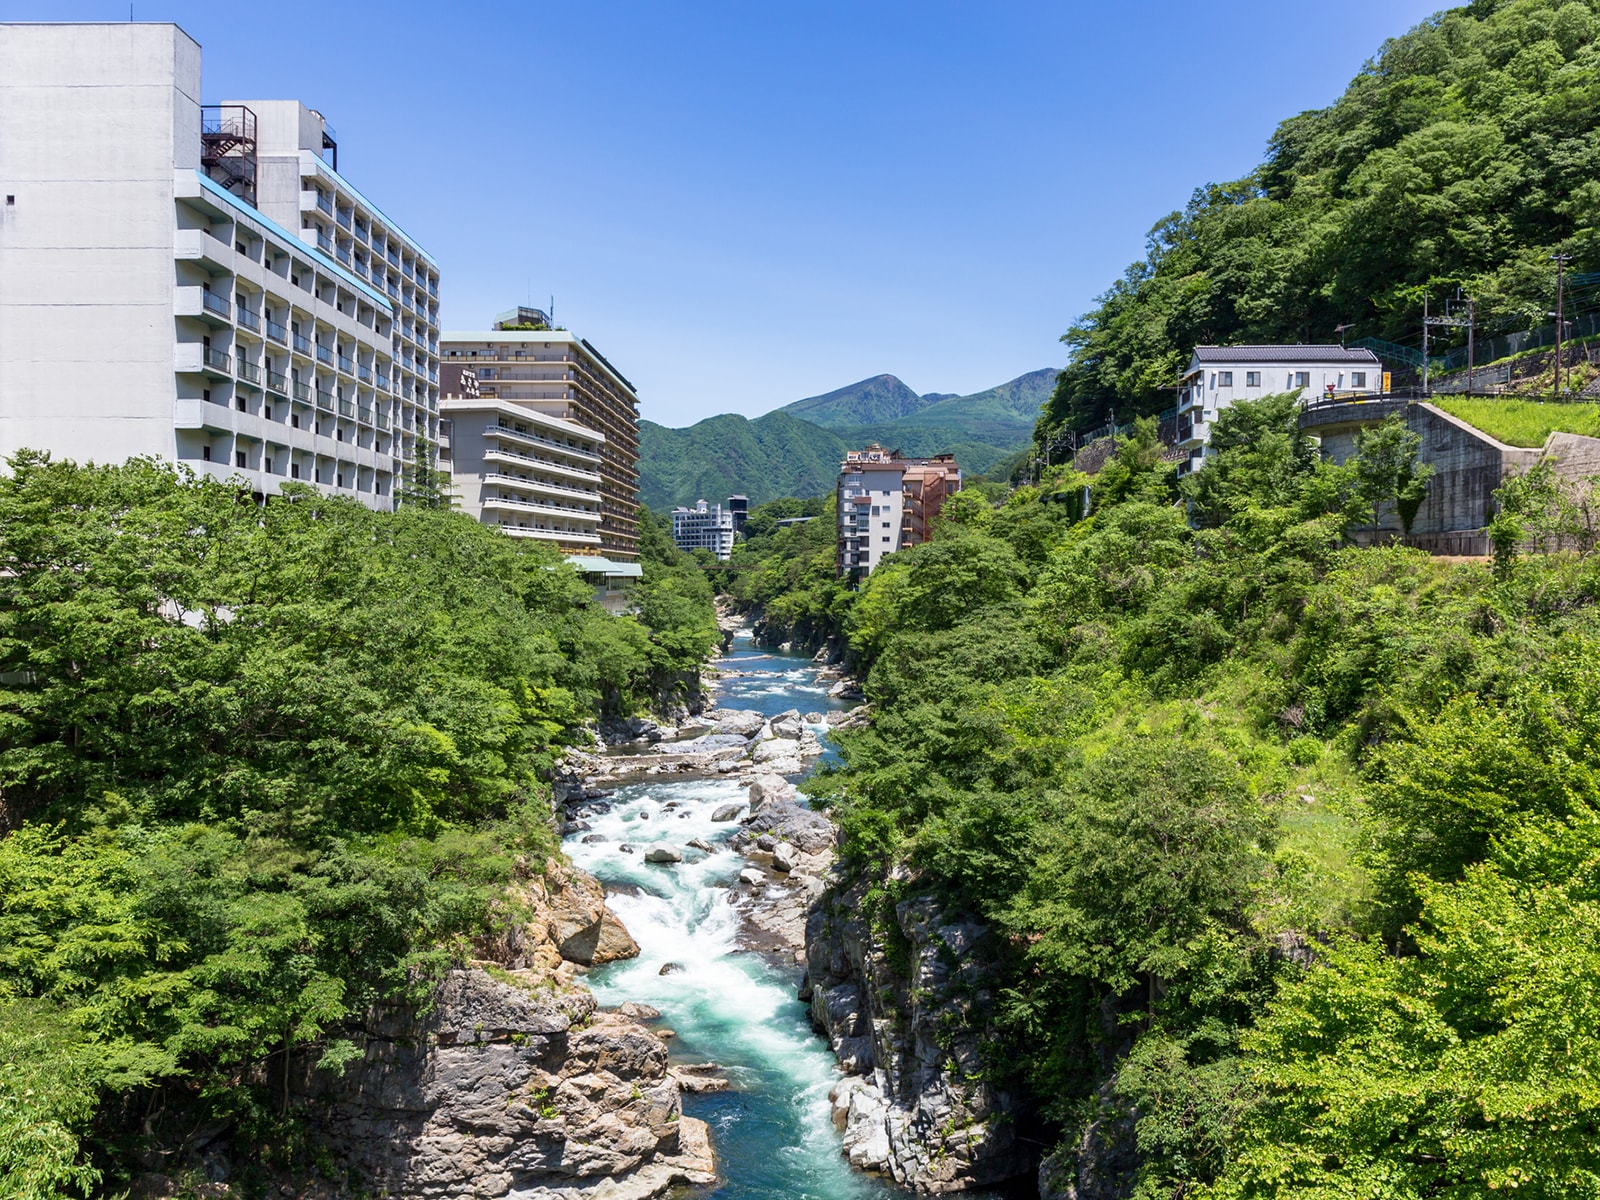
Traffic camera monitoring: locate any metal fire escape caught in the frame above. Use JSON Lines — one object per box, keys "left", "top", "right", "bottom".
{"left": 200, "top": 105, "right": 257, "bottom": 206}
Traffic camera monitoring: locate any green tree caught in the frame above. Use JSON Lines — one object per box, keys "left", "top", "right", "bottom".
{"left": 1350, "top": 413, "right": 1433, "bottom": 535}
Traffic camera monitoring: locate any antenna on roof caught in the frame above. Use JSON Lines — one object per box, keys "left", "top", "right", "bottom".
{"left": 1334, "top": 322, "right": 1354, "bottom": 348}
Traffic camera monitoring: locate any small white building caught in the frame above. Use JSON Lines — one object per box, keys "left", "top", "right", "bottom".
{"left": 1177, "top": 345, "right": 1382, "bottom": 474}
{"left": 672, "top": 499, "right": 734, "bottom": 561}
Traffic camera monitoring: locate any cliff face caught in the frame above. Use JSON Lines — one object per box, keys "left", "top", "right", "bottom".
{"left": 301, "top": 969, "right": 714, "bottom": 1200}
{"left": 801, "top": 874, "right": 1032, "bottom": 1193}
{"left": 293, "top": 863, "right": 712, "bottom": 1200}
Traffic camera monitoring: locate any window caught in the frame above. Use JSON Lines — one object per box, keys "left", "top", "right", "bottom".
{"left": 1217, "top": 371, "right": 1233, "bottom": 387}
{"left": 201, "top": 445, "right": 212, "bottom": 462}
{"left": 264, "top": 457, "right": 273, "bottom": 475}
{"left": 264, "top": 405, "right": 273, "bottom": 421}
{"left": 291, "top": 464, "right": 301, "bottom": 480}
{"left": 336, "top": 472, "right": 345, "bottom": 488}
{"left": 1246, "top": 371, "right": 1261, "bottom": 387}
{"left": 1209, "top": 373, "right": 1216, "bottom": 388}
{"left": 236, "top": 396, "right": 246, "bottom": 412}
{"left": 1352, "top": 372, "right": 1366, "bottom": 388}
{"left": 881, "top": 536, "right": 890, "bottom": 544}
{"left": 1292, "top": 371, "right": 1310, "bottom": 388}
{"left": 235, "top": 451, "right": 247, "bottom": 468}
{"left": 882, "top": 521, "right": 891, "bottom": 529}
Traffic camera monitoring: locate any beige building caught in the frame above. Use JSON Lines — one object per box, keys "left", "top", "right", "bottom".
{"left": 442, "top": 310, "right": 640, "bottom": 561}
{"left": 837, "top": 445, "right": 961, "bottom": 581}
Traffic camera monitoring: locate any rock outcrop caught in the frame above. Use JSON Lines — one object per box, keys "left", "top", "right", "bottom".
{"left": 301, "top": 968, "right": 716, "bottom": 1200}
{"left": 801, "top": 875, "right": 1032, "bottom": 1193}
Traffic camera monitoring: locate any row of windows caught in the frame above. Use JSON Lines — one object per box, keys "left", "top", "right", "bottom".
{"left": 1209, "top": 370, "right": 1368, "bottom": 389}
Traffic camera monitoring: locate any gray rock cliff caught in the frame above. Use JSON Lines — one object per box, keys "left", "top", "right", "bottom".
{"left": 800, "top": 874, "right": 1031, "bottom": 1193}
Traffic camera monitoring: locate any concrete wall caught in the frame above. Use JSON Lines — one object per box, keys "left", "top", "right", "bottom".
{"left": 0, "top": 23, "right": 199, "bottom": 463}
{"left": 1308, "top": 401, "right": 1543, "bottom": 554}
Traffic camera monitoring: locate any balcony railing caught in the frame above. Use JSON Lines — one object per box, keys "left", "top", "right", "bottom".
{"left": 315, "top": 229, "right": 333, "bottom": 253}
{"left": 316, "top": 345, "right": 334, "bottom": 366}
{"left": 483, "top": 445, "right": 602, "bottom": 482}
{"left": 358, "top": 407, "right": 373, "bottom": 425}
{"left": 236, "top": 307, "right": 259, "bottom": 331}
{"left": 487, "top": 423, "right": 603, "bottom": 463}
{"left": 315, "top": 191, "right": 333, "bottom": 215}
{"left": 316, "top": 390, "right": 335, "bottom": 413}
{"left": 236, "top": 360, "right": 260, "bottom": 384}
{"left": 293, "top": 381, "right": 311, "bottom": 402}
{"left": 335, "top": 246, "right": 351, "bottom": 266}
{"left": 203, "top": 347, "right": 231, "bottom": 372}
{"left": 292, "top": 333, "right": 311, "bottom": 355}
{"left": 338, "top": 399, "right": 355, "bottom": 418}
{"left": 337, "top": 354, "right": 354, "bottom": 375}
{"left": 357, "top": 363, "right": 372, "bottom": 383}
{"left": 483, "top": 472, "right": 599, "bottom": 502}
{"left": 266, "top": 370, "right": 288, "bottom": 394}
{"left": 375, "top": 373, "right": 390, "bottom": 391}
{"left": 266, "top": 319, "right": 288, "bottom": 344}
{"left": 377, "top": 412, "right": 391, "bottom": 431}
{"left": 201, "top": 291, "right": 231, "bottom": 319}
{"left": 336, "top": 209, "right": 352, "bottom": 231}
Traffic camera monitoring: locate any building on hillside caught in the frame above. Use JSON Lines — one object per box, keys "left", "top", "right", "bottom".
{"left": 0, "top": 22, "right": 439, "bottom": 509}
{"left": 836, "top": 445, "right": 962, "bottom": 582}
{"left": 727, "top": 494, "right": 749, "bottom": 538}
{"left": 1177, "top": 345, "right": 1382, "bottom": 475}
{"left": 672, "top": 499, "right": 735, "bottom": 560}
{"left": 441, "top": 313, "right": 640, "bottom": 561}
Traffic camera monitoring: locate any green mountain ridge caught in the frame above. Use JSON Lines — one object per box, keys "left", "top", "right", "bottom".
{"left": 641, "top": 368, "right": 1058, "bottom": 508}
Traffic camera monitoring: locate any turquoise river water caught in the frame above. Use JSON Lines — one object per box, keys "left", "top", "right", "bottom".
{"left": 561, "top": 633, "right": 903, "bottom": 1200}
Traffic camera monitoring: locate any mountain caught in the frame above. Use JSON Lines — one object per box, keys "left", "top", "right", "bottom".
{"left": 640, "top": 368, "right": 1060, "bottom": 508}
{"left": 777, "top": 374, "right": 932, "bottom": 428}
{"left": 638, "top": 411, "right": 851, "bottom": 510}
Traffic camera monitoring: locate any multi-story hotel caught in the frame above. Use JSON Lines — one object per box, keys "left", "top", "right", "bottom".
{"left": 0, "top": 23, "right": 440, "bottom": 508}
{"left": 837, "top": 445, "right": 961, "bottom": 582}
{"left": 671, "top": 499, "right": 735, "bottom": 561}
{"left": 441, "top": 309, "right": 641, "bottom": 561}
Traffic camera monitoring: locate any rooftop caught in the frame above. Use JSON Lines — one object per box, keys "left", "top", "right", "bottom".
{"left": 1190, "top": 344, "right": 1382, "bottom": 365}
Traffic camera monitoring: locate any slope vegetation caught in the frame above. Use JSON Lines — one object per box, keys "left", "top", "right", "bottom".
{"left": 1043, "top": 0, "right": 1600, "bottom": 433}
{"left": 643, "top": 369, "right": 1057, "bottom": 506}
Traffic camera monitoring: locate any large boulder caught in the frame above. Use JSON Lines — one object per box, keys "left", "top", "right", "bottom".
{"left": 542, "top": 864, "right": 640, "bottom": 967}
{"left": 645, "top": 847, "right": 683, "bottom": 864}
{"left": 748, "top": 774, "right": 797, "bottom": 811}
{"left": 771, "top": 843, "right": 798, "bottom": 873}
{"left": 769, "top": 709, "right": 804, "bottom": 739}
{"left": 711, "top": 708, "right": 767, "bottom": 737}
{"left": 734, "top": 799, "right": 836, "bottom": 855}
{"left": 711, "top": 803, "right": 744, "bottom": 822}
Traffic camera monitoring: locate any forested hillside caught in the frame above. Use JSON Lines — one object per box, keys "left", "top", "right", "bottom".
{"left": 0, "top": 456, "right": 717, "bottom": 1198}
{"left": 641, "top": 370, "right": 1056, "bottom": 506}
{"left": 726, "top": 393, "right": 1600, "bottom": 1196}
{"left": 1043, "top": 0, "right": 1600, "bottom": 433}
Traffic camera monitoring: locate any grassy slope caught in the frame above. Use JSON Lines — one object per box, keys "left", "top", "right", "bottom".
{"left": 1432, "top": 397, "right": 1600, "bottom": 447}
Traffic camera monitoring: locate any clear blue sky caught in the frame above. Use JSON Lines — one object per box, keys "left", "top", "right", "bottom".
{"left": 7, "top": 0, "right": 1444, "bottom": 426}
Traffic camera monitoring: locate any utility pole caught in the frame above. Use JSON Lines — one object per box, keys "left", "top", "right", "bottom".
{"left": 1553, "top": 252, "right": 1572, "bottom": 398}
{"left": 1422, "top": 296, "right": 1430, "bottom": 396}
{"left": 1424, "top": 290, "right": 1472, "bottom": 395}
{"left": 1466, "top": 293, "right": 1476, "bottom": 393}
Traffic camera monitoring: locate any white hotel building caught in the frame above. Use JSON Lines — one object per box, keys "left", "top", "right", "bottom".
{"left": 0, "top": 22, "right": 440, "bottom": 508}
{"left": 671, "top": 499, "right": 735, "bottom": 561}
{"left": 1176, "top": 345, "right": 1381, "bottom": 474}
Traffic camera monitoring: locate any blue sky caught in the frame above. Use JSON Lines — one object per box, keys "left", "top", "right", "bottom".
{"left": 8, "top": 0, "right": 1444, "bottom": 425}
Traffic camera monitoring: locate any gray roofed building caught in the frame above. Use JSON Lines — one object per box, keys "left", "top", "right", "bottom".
{"left": 1191, "top": 344, "right": 1382, "bottom": 366}
{"left": 1178, "top": 344, "right": 1384, "bottom": 474}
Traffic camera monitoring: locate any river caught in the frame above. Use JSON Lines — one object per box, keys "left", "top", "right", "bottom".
{"left": 561, "top": 632, "right": 900, "bottom": 1200}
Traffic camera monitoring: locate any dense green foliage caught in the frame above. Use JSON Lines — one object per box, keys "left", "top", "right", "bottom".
{"left": 1042, "top": 0, "right": 1600, "bottom": 434}
{"left": 0, "top": 455, "right": 714, "bottom": 1196}
{"left": 775, "top": 391, "right": 1600, "bottom": 1196}
{"left": 711, "top": 496, "right": 855, "bottom": 648}
{"left": 640, "top": 371, "right": 1054, "bottom": 507}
